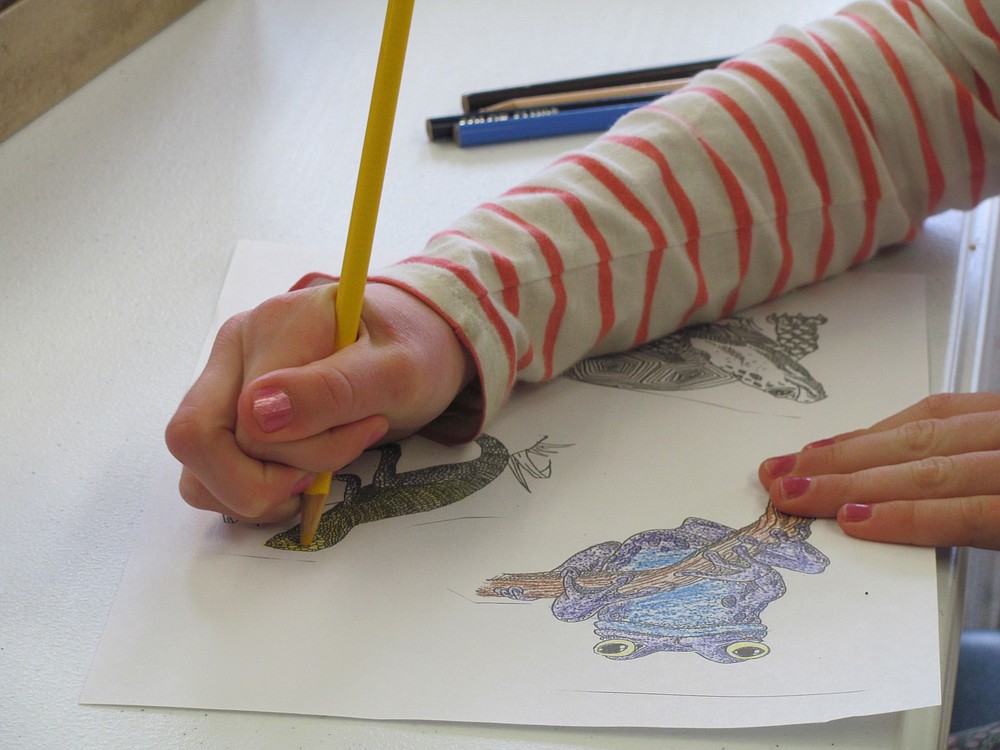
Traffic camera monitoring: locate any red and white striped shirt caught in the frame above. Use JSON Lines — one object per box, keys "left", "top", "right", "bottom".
{"left": 373, "top": 0, "right": 1000, "bottom": 442}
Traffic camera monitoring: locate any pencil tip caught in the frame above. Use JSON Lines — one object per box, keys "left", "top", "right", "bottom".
{"left": 298, "top": 493, "right": 326, "bottom": 547}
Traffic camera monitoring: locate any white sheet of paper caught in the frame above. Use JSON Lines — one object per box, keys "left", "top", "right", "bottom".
{"left": 82, "top": 240, "right": 941, "bottom": 729}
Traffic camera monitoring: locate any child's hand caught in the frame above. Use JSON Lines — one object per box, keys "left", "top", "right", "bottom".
{"left": 759, "top": 393, "right": 1000, "bottom": 549}
{"left": 165, "top": 282, "right": 473, "bottom": 523}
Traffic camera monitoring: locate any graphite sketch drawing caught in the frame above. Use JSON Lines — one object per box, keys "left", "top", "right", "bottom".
{"left": 568, "top": 313, "right": 828, "bottom": 403}
{"left": 267, "top": 434, "right": 568, "bottom": 551}
{"left": 478, "top": 504, "right": 829, "bottom": 663}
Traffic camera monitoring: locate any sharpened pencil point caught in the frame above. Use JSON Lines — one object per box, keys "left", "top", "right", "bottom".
{"left": 299, "top": 494, "right": 326, "bottom": 547}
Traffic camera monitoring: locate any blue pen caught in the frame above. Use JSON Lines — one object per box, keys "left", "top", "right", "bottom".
{"left": 452, "top": 100, "right": 646, "bottom": 147}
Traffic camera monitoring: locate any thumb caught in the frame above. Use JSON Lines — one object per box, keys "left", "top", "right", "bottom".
{"left": 238, "top": 341, "right": 390, "bottom": 443}
{"left": 237, "top": 282, "right": 469, "bottom": 457}
{"left": 235, "top": 349, "right": 391, "bottom": 473}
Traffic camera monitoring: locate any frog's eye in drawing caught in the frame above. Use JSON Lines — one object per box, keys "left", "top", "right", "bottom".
{"left": 725, "top": 641, "right": 770, "bottom": 661}
{"left": 594, "top": 639, "right": 637, "bottom": 658}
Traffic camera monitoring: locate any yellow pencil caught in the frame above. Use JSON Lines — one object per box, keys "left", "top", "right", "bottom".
{"left": 299, "top": 0, "right": 415, "bottom": 547}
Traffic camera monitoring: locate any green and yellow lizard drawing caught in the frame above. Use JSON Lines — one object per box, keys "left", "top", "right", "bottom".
{"left": 266, "top": 434, "right": 567, "bottom": 551}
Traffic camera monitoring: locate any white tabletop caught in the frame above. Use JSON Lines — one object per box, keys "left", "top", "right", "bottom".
{"left": 0, "top": 1, "right": 980, "bottom": 747}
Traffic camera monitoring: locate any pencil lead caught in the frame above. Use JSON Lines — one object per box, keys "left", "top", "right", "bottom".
{"left": 298, "top": 493, "right": 326, "bottom": 547}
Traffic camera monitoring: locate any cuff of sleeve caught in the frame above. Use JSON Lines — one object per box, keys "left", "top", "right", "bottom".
{"left": 371, "top": 262, "right": 516, "bottom": 444}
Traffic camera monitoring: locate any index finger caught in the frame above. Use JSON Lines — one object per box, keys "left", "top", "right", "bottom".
{"left": 833, "top": 393, "right": 1000, "bottom": 441}
{"left": 768, "top": 408, "right": 1000, "bottom": 481}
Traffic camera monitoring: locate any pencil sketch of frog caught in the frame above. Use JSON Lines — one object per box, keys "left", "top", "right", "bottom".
{"left": 568, "top": 313, "right": 828, "bottom": 403}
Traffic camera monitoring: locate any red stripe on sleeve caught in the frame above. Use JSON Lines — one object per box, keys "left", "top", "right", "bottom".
{"left": 807, "top": 33, "right": 877, "bottom": 155}
{"left": 891, "top": 0, "right": 920, "bottom": 31}
{"left": 430, "top": 229, "right": 522, "bottom": 316}
{"left": 661, "top": 110, "right": 755, "bottom": 316}
{"left": 689, "top": 85, "right": 795, "bottom": 299}
{"left": 724, "top": 59, "right": 836, "bottom": 280}
{"left": 908, "top": 0, "right": 988, "bottom": 204}
{"left": 965, "top": 0, "right": 1000, "bottom": 55}
{"left": 776, "top": 35, "right": 882, "bottom": 265}
{"left": 398, "top": 255, "right": 518, "bottom": 389}
{"left": 974, "top": 73, "right": 999, "bottom": 119}
{"left": 965, "top": 1, "right": 1000, "bottom": 117}
{"left": 554, "top": 153, "right": 667, "bottom": 346}
{"left": 841, "top": 11, "right": 945, "bottom": 211}
{"left": 481, "top": 202, "right": 567, "bottom": 381}
{"left": 950, "top": 73, "right": 986, "bottom": 204}
{"left": 605, "top": 133, "right": 708, "bottom": 326}
{"left": 505, "top": 185, "right": 616, "bottom": 344}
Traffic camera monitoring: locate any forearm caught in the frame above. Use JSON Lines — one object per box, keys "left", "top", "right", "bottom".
{"left": 375, "top": 0, "right": 1000, "bottom": 439}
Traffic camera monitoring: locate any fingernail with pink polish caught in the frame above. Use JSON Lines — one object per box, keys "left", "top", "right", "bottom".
{"left": 842, "top": 503, "right": 873, "bottom": 522}
{"left": 764, "top": 454, "right": 797, "bottom": 479}
{"left": 252, "top": 387, "right": 293, "bottom": 433}
{"left": 780, "top": 476, "right": 812, "bottom": 500}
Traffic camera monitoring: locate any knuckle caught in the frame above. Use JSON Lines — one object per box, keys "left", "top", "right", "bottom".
{"left": 956, "top": 498, "right": 991, "bottom": 537}
{"left": 946, "top": 496, "right": 1000, "bottom": 548}
{"left": 316, "top": 366, "right": 358, "bottom": 417}
{"left": 164, "top": 407, "right": 204, "bottom": 462}
{"left": 900, "top": 418, "right": 938, "bottom": 456}
{"left": 214, "top": 313, "right": 249, "bottom": 349}
{"left": 909, "top": 455, "right": 955, "bottom": 491}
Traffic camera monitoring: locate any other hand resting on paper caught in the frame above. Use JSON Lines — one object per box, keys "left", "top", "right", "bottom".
{"left": 165, "top": 282, "right": 473, "bottom": 522}
{"left": 759, "top": 393, "right": 1000, "bottom": 550}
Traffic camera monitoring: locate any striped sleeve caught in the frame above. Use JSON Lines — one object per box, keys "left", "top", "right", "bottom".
{"left": 373, "top": 0, "right": 1000, "bottom": 442}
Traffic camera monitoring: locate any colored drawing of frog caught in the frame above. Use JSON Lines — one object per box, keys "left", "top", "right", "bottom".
{"left": 478, "top": 504, "right": 829, "bottom": 663}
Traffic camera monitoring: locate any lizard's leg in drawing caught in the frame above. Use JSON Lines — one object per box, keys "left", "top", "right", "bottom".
{"left": 265, "top": 473, "right": 364, "bottom": 550}
{"left": 371, "top": 443, "right": 402, "bottom": 488}
{"left": 286, "top": 473, "right": 364, "bottom": 549}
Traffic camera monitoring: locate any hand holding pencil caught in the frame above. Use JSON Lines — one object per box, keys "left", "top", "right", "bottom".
{"left": 166, "top": 281, "right": 473, "bottom": 524}
{"left": 167, "top": 0, "right": 472, "bottom": 529}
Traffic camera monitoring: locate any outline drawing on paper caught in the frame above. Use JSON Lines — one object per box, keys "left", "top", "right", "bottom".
{"left": 568, "top": 313, "right": 828, "bottom": 403}
{"left": 267, "top": 434, "right": 569, "bottom": 551}
{"left": 478, "top": 504, "right": 829, "bottom": 663}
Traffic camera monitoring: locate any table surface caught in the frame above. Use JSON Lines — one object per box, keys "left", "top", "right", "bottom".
{"left": 0, "top": 1, "right": 984, "bottom": 747}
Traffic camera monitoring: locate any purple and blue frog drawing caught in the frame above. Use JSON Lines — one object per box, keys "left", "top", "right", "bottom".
{"left": 478, "top": 504, "right": 829, "bottom": 663}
